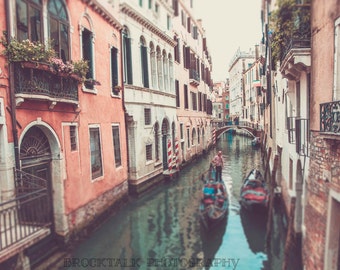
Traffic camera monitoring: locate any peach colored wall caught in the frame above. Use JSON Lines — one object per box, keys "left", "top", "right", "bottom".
{"left": 310, "top": 0, "right": 340, "bottom": 130}
{"left": 9, "top": 1, "right": 127, "bottom": 215}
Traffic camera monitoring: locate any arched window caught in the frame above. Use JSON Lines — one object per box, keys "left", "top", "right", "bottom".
{"left": 150, "top": 42, "right": 157, "bottom": 88}
{"left": 123, "top": 27, "right": 133, "bottom": 84}
{"left": 140, "top": 37, "right": 149, "bottom": 88}
{"left": 163, "top": 50, "right": 168, "bottom": 91}
{"left": 192, "top": 128, "right": 196, "bottom": 146}
{"left": 16, "top": 0, "right": 43, "bottom": 42}
{"left": 168, "top": 53, "right": 174, "bottom": 92}
{"left": 154, "top": 122, "right": 159, "bottom": 161}
{"left": 156, "top": 47, "right": 163, "bottom": 90}
{"left": 197, "top": 127, "right": 200, "bottom": 144}
{"left": 48, "top": 0, "right": 70, "bottom": 61}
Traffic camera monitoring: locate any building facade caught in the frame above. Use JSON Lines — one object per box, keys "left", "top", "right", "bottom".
{"left": 172, "top": 0, "right": 213, "bottom": 164}
{"left": 228, "top": 47, "right": 255, "bottom": 123}
{"left": 304, "top": 0, "right": 340, "bottom": 269}
{"left": 119, "top": 0, "right": 177, "bottom": 193}
{"left": 242, "top": 47, "right": 265, "bottom": 130}
{"left": 0, "top": 0, "right": 128, "bottom": 267}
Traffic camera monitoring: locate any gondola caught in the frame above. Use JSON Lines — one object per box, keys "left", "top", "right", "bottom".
{"left": 199, "top": 167, "right": 229, "bottom": 228}
{"left": 240, "top": 169, "right": 269, "bottom": 210}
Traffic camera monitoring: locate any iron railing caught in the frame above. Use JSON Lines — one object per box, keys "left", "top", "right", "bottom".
{"left": 280, "top": 5, "right": 311, "bottom": 62}
{"left": 189, "top": 69, "right": 200, "bottom": 85}
{"left": 0, "top": 170, "right": 51, "bottom": 253}
{"left": 14, "top": 62, "right": 79, "bottom": 101}
{"left": 320, "top": 100, "right": 340, "bottom": 134}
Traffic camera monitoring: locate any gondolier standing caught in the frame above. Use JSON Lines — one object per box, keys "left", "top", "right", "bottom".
{"left": 212, "top": 151, "right": 223, "bottom": 182}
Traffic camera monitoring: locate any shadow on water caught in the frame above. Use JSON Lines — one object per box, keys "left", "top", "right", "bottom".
{"left": 59, "top": 134, "right": 285, "bottom": 270}
{"left": 240, "top": 208, "right": 268, "bottom": 254}
{"left": 200, "top": 217, "right": 228, "bottom": 269}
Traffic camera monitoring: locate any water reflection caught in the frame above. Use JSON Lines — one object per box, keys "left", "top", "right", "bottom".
{"left": 61, "top": 134, "right": 279, "bottom": 270}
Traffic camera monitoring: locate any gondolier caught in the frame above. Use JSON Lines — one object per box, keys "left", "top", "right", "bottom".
{"left": 212, "top": 151, "right": 223, "bottom": 182}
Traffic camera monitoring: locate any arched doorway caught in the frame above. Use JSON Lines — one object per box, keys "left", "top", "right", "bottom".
{"left": 161, "top": 119, "right": 170, "bottom": 170}
{"left": 19, "top": 126, "right": 53, "bottom": 226}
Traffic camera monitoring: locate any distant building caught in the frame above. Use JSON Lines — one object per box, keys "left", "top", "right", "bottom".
{"left": 172, "top": 0, "right": 214, "bottom": 163}
{"left": 228, "top": 48, "right": 255, "bottom": 123}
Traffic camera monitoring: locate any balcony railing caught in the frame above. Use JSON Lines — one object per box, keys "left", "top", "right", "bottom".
{"left": 14, "top": 62, "right": 79, "bottom": 103}
{"left": 280, "top": 5, "right": 311, "bottom": 62}
{"left": 189, "top": 69, "right": 200, "bottom": 86}
{"left": 0, "top": 170, "right": 52, "bottom": 262}
{"left": 320, "top": 100, "right": 340, "bottom": 134}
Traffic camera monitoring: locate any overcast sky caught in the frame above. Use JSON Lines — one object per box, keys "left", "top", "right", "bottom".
{"left": 194, "top": 0, "right": 262, "bottom": 82}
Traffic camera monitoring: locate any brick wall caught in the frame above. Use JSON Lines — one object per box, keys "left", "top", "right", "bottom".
{"left": 303, "top": 131, "right": 340, "bottom": 270}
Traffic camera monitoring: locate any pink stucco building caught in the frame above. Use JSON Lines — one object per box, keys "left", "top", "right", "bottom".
{"left": 0, "top": 0, "right": 128, "bottom": 267}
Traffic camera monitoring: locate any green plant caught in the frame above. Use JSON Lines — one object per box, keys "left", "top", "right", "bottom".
{"left": 73, "top": 59, "right": 89, "bottom": 79}
{"left": 269, "top": 0, "right": 310, "bottom": 68}
{"left": 1, "top": 34, "right": 56, "bottom": 62}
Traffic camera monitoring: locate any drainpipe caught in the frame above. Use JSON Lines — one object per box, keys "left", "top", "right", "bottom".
{"left": 119, "top": 28, "right": 129, "bottom": 176}
{"left": 5, "top": 0, "right": 20, "bottom": 170}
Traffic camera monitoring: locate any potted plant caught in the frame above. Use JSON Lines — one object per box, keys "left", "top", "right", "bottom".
{"left": 1, "top": 33, "right": 55, "bottom": 63}
{"left": 84, "top": 78, "right": 101, "bottom": 89}
{"left": 73, "top": 59, "right": 89, "bottom": 81}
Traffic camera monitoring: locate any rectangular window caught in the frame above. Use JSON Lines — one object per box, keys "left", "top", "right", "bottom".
{"left": 89, "top": 127, "right": 103, "bottom": 179}
{"left": 112, "top": 126, "right": 122, "bottom": 167}
{"left": 70, "top": 125, "right": 77, "bottom": 151}
{"left": 167, "top": 15, "right": 171, "bottom": 30}
{"left": 123, "top": 34, "right": 133, "bottom": 84}
{"left": 180, "top": 123, "right": 184, "bottom": 139}
{"left": 175, "top": 80, "right": 180, "bottom": 107}
{"left": 141, "top": 45, "right": 149, "bottom": 88}
{"left": 16, "top": 1, "right": 42, "bottom": 42}
{"left": 191, "top": 92, "right": 197, "bottom": 110}
{"left": 144, "top": 108, "right": 151, "bottom": 125}
{"left": 146, "top": 144, "right": 152, "bottom": 161}
{"left": 173, "top": 0, "right": 179, "bottom": 16}
{"left": 139, "top": 0, "right": 143, "bottom": 7}
{"left": 82, "top": 28, "right": 94, "bottom": 89}
{"left": 187, "top": 129, "right": 190, "bottom": 147}
{"left": 181, "top": 11, "right": 186, "bottom": 27}
{"left": 148, "top": 0, "right": 152, "bottom": 9}
{"left": 174, "top": 36, "right": 180, "bottom": 63}
{"left": 198, "top": 92, "right": 202, "bottom": 111}
{"left": 111, "top": 46, "right": 119, "bottom": 95}
{"left": 184, "top": 84, "right": 188, "bottom": 109}
{"left": 187, "top": 17, "right": 191, "bottom": 33}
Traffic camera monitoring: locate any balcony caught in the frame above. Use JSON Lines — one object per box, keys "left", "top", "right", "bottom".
{"left": 320, "top": 100, "right": 340, "bottom": 135}
{"left": 14, "top": 62, "right": 80, "bottom": 107}
{"left": 189, "top": 69, "right": 200, "bottom": 86}
{"left": 279, "top": 5, "right": 311, "bottom": 80}
{"left": 0, "top": 170, "right": 52, "bottom": 263}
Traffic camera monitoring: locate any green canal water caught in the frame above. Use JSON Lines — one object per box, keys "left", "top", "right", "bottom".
{"left": 60, "top": 134, "right": 286, "bottom": 270}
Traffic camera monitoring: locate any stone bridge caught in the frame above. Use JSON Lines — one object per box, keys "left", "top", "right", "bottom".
{"left": 215, "top": 125, "right": 261, "bottom": 139}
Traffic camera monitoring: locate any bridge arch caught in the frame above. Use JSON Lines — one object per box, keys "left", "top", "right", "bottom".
{"left": 215, "top": 125, "right": 258, "bottom": 139}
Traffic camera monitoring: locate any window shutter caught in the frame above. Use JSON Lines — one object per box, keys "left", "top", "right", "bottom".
{"left": 111, "top": 47, "right": 118, "bottom": 89}
{"left": 126, "top": 37, "right": 133, "bottom": 84}
{"left": 141, "top": 45, "right": 149, "bottom": 88}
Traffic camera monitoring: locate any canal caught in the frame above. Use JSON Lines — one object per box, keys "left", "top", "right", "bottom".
{"left": 59, "top": 134, "right": 287, "bottom": 270}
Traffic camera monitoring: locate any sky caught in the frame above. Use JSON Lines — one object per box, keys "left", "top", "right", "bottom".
{"left": 194, "top": 0, "right": 262, "bottom": 82}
